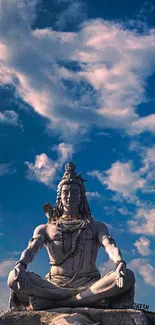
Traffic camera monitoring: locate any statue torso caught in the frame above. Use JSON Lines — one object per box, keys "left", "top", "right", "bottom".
{"left": 44, "top": 219, "right": 101, "bottom": 279}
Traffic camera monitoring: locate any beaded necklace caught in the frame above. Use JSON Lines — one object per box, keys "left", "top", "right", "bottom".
{"left": 49, "top": 218, "right": 95, "bottom": 287}
{"left": 50, "top": 219, "right": 87, "bottom": 266}
{"left": 59, "top": 221, "right": 84, "bottom": 256}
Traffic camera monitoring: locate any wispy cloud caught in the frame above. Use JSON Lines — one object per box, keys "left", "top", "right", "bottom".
{"left": 0, "top": 259, "right": 16, "bottom": 311}
{"left": 130, "top": 114, "right": 155, "bottom": 135}
{"left": 55, "top": 0, "right": 87, "bottom": 30}
{"left": 25, "top": 153, "right": 60, "bottom": 186}
{"left": 25, "top": 142, "right": 73, "bottom": 186}
{"left": 134, "top": 236, "right": 152, "bottom": 256}
{"left": 117, "top": 207, "right": 132, "bottom": 216}
{"left": 53, "top": 142, "right": 73, "bottom": 163}
{"left": 87, "top": 144, "right": 155, "bottom": 235}
{"left": 130, "top": 142, "right": 155, "bottom": 192}
{"left": 0, "top": 110, "right": 22, "bottom": 128}
{"left": 86, "top": 191, "right": 101, "bottom": 199}
{"left": 88, "top": 140, "right": 155, "bottom": 207}
{"left": 0, "top": 258, "right": 16, "bottom": 311}
{"left": 0, "top": 260, "right": 16, "bottom": 278}
{"left": 0, "top": 163, "right": 11, "bottom": 177}
{"left": 136, "top": 1, "right": 154, "bottom": 22}
{"left": 128, "top": 208, "right": 155, "bottom": 235}
{"left": 99, "top": 259, "right": 114, "bottom": 276}
{"left": 0, "top": 0, "right": 155, "bottom": 140}
{"left": 0, "top": 162, "right": 16, "bottom": 177}
{"left": 88, "top": 161, "right": 145, "bottom": 199}
{"left": 0, "top": 281, "right": 9, "bottom": 311}
{"left": 10, "top": 251, "right": 21, "bottom": 256}
{"left": 129, "top": 258, "right": 155, "bottom": 287}
{"left": 0, "top": 259, "right": 16, "bottom": 310}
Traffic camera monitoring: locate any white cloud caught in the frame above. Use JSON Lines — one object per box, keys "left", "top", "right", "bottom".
{"left": 140, "top": 146, "right": 155, "bottom": 175}
{"left": 99, "top": 259, "right": 114, "bottom": 276}
{"left": 131, "top": 114, "right": 155, "bottom": 135}
{"left": 144, "top": 147, "right": 155, "bottom": 164}
{"left": 129, "top": 141, "right": 155, "bottom": 166}
{"left": 88, "top": 141, "right": 155, "bottom": 205}
{"left": 0, "top": 281, "right": 10, "bottom": 311}
{"left": 134, "top": 236, "right": 152, "bottom": 256}
{"left": 86, "top": 191, "right": 101, "bottom": 199}
{"left": 128, "top": 208, "right": 155, "bottom": 235}
{"left": 9, "top": 251, "right": 21, "bottom": 257}
{"left": 0, "top": 0, "right": 155, "bottom": 139}
{"left": 0, "top": 163, "right": 10, "bottom": 176}
{"left": 0, "top": 260, "right": 16, "bottom": 278}
{"left": 136, "top": 1, "right": 154, "bottom": 22}
{"left": 26, "top": 153, "right": 60, "bottom": 186}
{"left": 128, "top": 142, "right": 155, "bottom": 193}
{"left": 0, "top": 258, "right": 21, "bottom": 310}
{"left": 88, "top": 161, "right": 145, "bottom": 198}
{"left": 0, "top": 162, "right": 16, "bottom": 177}
{"left": 55, "top": 0, "right": 87, "bottom": 30}
{"left": 88, "top": 170, "right": 105, "bottom": 185}
{"left": 129, "top": 258, "right": 155, "bottom": 287}
{"left": 53, "top": 142, "right": 73, "bottom": 163}
{"left": 0, "top": 110, "right": 22, "bottom": 128}
{"left": 140, "top": 147, "right": 155, "bottom": 193}
{"left": 117, "top": 208, "right": 132, "bottom": 216}
{"left": 25, "top": 142, "right": 73, "bottom": 186}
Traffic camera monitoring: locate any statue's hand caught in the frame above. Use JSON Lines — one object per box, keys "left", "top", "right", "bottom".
{"left": 14, "top": 263, "right": 27, "bottom": 290}
{"left": 115, "top": 262, "right": 126, "bottom": 288}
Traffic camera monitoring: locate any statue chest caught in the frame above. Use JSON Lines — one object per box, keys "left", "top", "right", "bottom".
{"left": 45, "top": 223, "right": 99, "bottom": 260}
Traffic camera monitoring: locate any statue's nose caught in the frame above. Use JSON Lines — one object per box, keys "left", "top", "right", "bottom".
{"left": 68, "top": 192, "right": 71, "bottom": 198}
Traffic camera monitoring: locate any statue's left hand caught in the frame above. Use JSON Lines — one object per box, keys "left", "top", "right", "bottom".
{"left": 115, "top": 262, "right": 126, "bottom": 288}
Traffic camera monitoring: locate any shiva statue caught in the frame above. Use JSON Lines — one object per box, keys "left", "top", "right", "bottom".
{"left": 8, "top": 162, "right": 135, "bottom": 311}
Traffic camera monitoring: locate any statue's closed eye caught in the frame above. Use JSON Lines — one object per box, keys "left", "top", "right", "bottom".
{"left": 63, "top": 191, "right": 68, "bottom": 195}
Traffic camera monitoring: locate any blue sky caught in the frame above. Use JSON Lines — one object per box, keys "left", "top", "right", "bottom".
{"left": 0, "top": 0, "right": 155, "bottom": 311}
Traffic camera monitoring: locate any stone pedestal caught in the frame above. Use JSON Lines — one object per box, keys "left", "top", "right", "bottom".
{"left": 0, "top": 308, "right": 150, "bottom": 325}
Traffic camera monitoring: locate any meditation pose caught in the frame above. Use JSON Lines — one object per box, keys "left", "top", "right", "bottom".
{"left": 8, "top": 162, "right": 135, "bottom": 311}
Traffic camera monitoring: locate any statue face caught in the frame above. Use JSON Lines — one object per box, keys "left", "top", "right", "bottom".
{"left": 61, "top": 184, "right": 81, "bottom": 213}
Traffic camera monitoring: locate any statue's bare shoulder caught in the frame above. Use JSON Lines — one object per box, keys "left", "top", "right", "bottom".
{"left": 32, "top": 224, "right": 48, "bottom": 243}
{"left": 33, "top": 223, "right": 47, "bottom": 235}
{"left": 33, "top": 222, "right": 59, "bottom": 243}
{"left": 94, "top": 221, "right": 110, "bottom": 244}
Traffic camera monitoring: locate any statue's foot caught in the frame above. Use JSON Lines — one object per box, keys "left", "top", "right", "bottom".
{"left": 29, "top": 296, "right": 56, "bottom": 311}
{"left": 94, "top": 299, "right": 110, "bottom": 309}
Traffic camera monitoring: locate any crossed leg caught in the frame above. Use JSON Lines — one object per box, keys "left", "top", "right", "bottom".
{"left": 56, "top": 269, "right": 135, "bottom": 307}
{"left": 7, "top": 270, "right": 78, "bottom": 310}
{"left": 8, "top": 268, "right": 135, "bottom": 310}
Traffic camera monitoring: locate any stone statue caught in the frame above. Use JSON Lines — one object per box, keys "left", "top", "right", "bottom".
{"left": 8, "top": 162, "right": 135, "bottom": 311}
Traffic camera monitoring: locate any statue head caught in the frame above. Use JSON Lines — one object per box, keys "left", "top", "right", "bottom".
{"left": 48, "top": 162, "right": 92, "bottom": 222}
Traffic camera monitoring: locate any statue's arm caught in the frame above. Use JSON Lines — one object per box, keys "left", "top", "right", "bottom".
{"left": 97, "top": 222, "right": 124, "bottom": 264}
{"left": 16, "top": 224, "right": 46, "bottom": 268}
{"left": 97, "top": 222, "right": 126, "bottom": 288}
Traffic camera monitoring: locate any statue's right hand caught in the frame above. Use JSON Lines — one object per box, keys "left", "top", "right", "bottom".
{"left": 14, "top": 264, "right": 27, "bottom": 290}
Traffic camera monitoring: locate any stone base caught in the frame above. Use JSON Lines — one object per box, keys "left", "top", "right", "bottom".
{"left": 0, "top": 308, "right": 150, "bottom": 325}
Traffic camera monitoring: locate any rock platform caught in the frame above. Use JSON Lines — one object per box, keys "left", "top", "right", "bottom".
{"left": 0, "top": 308, "right": 151, "bottom": 325}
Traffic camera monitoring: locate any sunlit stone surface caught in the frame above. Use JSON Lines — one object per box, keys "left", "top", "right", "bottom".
{"left": 0, "top": 308, "right": 150, "bottom": 325}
